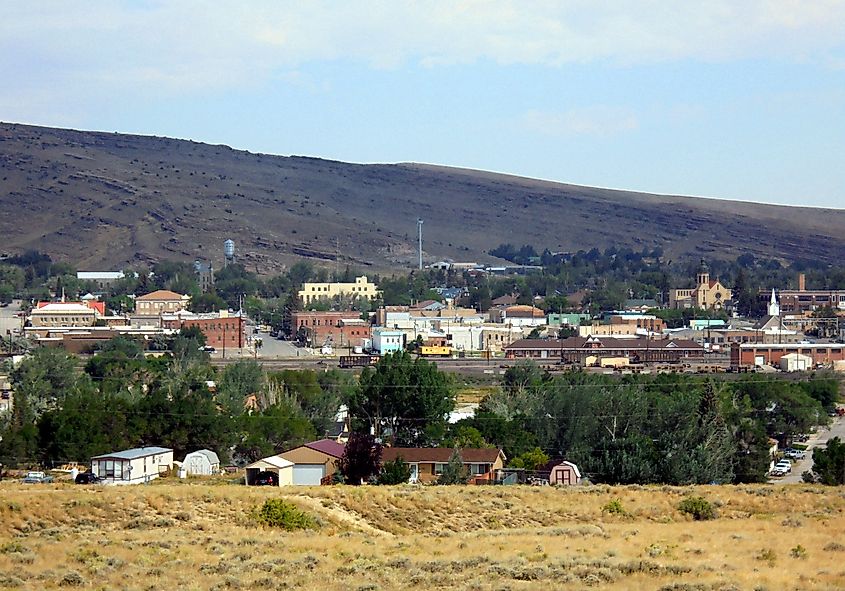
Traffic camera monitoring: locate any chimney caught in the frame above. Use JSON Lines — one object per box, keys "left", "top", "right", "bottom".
{"left": 798, "top": 273, "right": 806, "bottom": 291}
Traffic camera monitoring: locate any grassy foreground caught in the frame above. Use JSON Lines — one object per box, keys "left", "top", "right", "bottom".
{"left": 1, "top": 479, "right": 844, "bottom": 590}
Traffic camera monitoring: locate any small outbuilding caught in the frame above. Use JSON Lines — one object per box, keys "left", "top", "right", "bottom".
{"left": 244, "top": 455, "right": 294, "bottom": 486}
{"left": 547, "top": 460, "right": 582, "bottom": 485}
{"left": 91, "top": 446, "right": 173, "bottom": 485}
{"left": 183, "top": 449, "right": 221, "bottom": 476}
{"left": 779, "top": 353, "right": 813, "bottom": 372}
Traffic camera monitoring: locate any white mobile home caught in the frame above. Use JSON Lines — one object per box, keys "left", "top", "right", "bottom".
{"left": 91, "top": 446, "right": 173, "bottom": 485}
{"left": 183, "top": 449, "right": 221, "bottom": 476}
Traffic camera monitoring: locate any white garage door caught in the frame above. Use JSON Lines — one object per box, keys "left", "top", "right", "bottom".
{"left": 292, "top": 464, "right": 325, "bottom": 485}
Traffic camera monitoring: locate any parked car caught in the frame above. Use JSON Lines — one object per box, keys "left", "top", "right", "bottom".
{"left": 75, "top": 472, "right": 103, "bottom": 485}
{"left": 22, "top": 471, "right": 53, "bottom": 484}
{"left": 253, "top": 471, "right": 278, "bottom": 486}
{"left": 775, "top": 460, "right": 792, "bottom": 474}
{"left": 200, "top": 346, "right": 216, "bottom": 353}
{"left": 784, "top": 449, "right": 806, "bottom": 460}
{"left": 770, "top": 467, "right": 786, "bottom": 477}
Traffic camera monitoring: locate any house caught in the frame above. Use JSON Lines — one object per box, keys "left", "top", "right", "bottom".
{"left": 298, "top": 275, "right": 380, "bottom": 305}
{"left": 381, "top": 447, "right": 506, "bottom": 484}
{"left": 134, "top": 290, "right": 191, "bottom": 317}
{"left": 371, "top": 328, "right": 404, "bottom": 355}
{"left": 90, "top": 446, "right": 174, "bottom": 485}
{"left": 670, "top": 260, "right": 732, "bottom": 310}
{"left": 182, "top": 449, "right": 221, "bottom": 476}
{"left": 244, "top": 455, "right": 294, "bottom": 486}
{"left": 279, "top": 439, "right": 346, "bottom": 485}
{"left": 545, "top": 460, "right": 582, "bottom": 485}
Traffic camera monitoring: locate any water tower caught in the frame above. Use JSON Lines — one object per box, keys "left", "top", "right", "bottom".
{"left": 223, "top": 239, "right": 235, "bottom": 267}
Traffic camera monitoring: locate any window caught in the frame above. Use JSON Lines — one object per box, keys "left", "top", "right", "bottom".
{"left": 434, "top": 463, "right": 447, "bottom": 475}
{"left": 469, "top": 463, "right": 490, "bottom": 475}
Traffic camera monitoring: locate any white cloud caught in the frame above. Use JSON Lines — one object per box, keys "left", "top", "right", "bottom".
{"left": 519, "top": 107, "right": 639, "bottom": 137}
{"left": 0, "top": 0, "right": 843, "bottom": 118}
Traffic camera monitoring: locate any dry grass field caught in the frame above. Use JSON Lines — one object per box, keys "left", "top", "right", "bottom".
{"left": 1, "top": 478, "right": 844, "bottom": 590}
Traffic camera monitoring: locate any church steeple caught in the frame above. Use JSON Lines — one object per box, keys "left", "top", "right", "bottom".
{"left": 696, "top": 259, "right": 710, "bottom": 287}
{"left": 768, "top": 288, "right": 780, "bottom": 317}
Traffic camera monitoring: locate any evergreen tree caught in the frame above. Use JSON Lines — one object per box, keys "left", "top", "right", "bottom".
{"left": 437, "top": 449, "right": 470, "bottom": 485}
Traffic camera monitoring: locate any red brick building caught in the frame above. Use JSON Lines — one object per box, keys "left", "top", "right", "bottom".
{"left": 730, "top": 342, "right": 845, "bottom": 369}
{"left": 161, "top": 311, "right": 245, "bottom": 350}
{"left": 291, "top": 311, "right": 371, "bottom": 348}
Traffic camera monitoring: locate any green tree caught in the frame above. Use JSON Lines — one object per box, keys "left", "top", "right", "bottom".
{"left": 236, "top": 401, "right": 315, "bottom": 462}
{"left": 509, "top": 447, "right": 550, "bottom": 471}
{"left": 437, "top": 449, "right": 470, "bottom": 484}
{"left": 378, "top": 455, "right": 412, "bottom": 485}
{"left": 348, "top": 352, "right": 455, "bottom": 446}
{"left": 806, "top": 437, "right": 845, "bottom": 485}
{"left": 218, "top": 359, "right": 264, "bottom": 416}
{"left": 190, "top": 292, "right": 227, "bottom": 313}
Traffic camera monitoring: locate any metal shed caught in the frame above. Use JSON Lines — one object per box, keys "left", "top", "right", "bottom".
{"left": 183, "top": 449, "right": 221, "bottom": 476}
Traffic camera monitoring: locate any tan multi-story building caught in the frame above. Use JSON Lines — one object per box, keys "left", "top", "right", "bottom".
{"left": 298, "top": 276, "right": 379, "bottom": 306}
{"left": 135, "top": 290, "right": 191, "bottom": 316}
{"left": 29, "top": 301, "right": 103, "bottom": 328}
{"left": 670, "top": 260, "right": 732, "bottom": 310}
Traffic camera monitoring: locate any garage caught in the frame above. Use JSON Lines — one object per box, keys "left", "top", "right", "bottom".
{"left": 292, "top": 464, "right": 326, "bottom": 485}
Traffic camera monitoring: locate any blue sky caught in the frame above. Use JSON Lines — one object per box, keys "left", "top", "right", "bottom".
{"left": 2, "top": 1, "right": 844, "bottom": 208}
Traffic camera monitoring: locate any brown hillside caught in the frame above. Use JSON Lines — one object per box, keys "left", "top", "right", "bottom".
{"left": 1, "top": 122, "right": 844, "bottom": 272}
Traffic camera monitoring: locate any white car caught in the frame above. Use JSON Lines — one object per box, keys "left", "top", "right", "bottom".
{"left": 775, "top": 460, "right": 792, "bottom": 474}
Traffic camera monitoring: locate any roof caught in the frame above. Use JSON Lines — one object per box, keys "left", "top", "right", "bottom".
{"left": 185, "top": 449, "right": 220, "bottom": 465}
{"left": 491, "top": 295, "right": 517, "bottom": 307}
{"left": 381, "top": 447, "right": 504, "bottom": 464}
{"left": 77, "top": 271, "right": 125, "bottom": 280}
{"left": 503, "top": 305, "right": 545, "bottom": 318}
{"left": 304, "top": 439, "right": 346, "bottom": 458}
{"left": 136, "top": 290, "right": 189, "bottom": 301}
{"left": 245, "top": 455, "right": 294, "bottom": 470}
{"left": 91, "top": 446, "right": 172, "bottom": 460}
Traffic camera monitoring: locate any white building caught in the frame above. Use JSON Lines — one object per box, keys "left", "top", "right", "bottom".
{"left": 91, "top": 446, "right": 174, "bottom": 485}
{"left": 182, "top": 449, "right": 221, "bottom": 476}
{"left": 77, "top": 271, "right": 125, "bottom": 291}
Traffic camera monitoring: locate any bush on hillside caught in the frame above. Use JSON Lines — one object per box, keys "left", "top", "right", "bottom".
{"left": 254, "top": 499, "right": 317, "bottom": 530}
{"left": 677, "top": 496, "right": 716, "bottom": 521}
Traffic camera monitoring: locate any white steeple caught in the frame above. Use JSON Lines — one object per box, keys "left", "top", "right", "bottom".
{"left": 768, "top": 288, "right": 780, "bottom": 317}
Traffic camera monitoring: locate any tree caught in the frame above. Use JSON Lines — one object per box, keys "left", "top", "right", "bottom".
{"left": 190, "top": 292, "right": 227, "bottom": 313}
{"left": 218, "top": 360, "right": 264, "bottom": 416}
{"left": 236, "top": 401, "right": 315, "bottom": 462}
{"left": 437, "top": 449, "right": 470, "bottom": 484}
{"left": 806, "top": 437, "right": 845, "bottom": 485}
{"left": 378, "top": 456, "right": 411, "bottom": 485}
{"left": 509, "top": 447, "right": 550, "bottom": 471}
{"left": 348, "top": 352, "right": 455, "bottom": 446}
{"left": 337, "top": 433, "right": 382, "bottom": 485}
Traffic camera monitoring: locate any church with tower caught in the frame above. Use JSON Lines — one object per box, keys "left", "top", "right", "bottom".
{"left": 669, "top": 260, "right": 732, "bottom": 310}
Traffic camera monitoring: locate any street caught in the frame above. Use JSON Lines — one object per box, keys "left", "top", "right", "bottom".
{"left": 777, "top": 407, "right": 845, "bottom": 484}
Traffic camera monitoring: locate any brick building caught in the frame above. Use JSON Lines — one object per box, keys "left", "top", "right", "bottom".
{"left": 758, "top": 274, "right": 845, "bottom": 314}
{"left": 290, "top": 311, "right": 371, "bottom": 348}
{"left": 730, "top": 342, "right": 845, "bottom": 369}
{"left": 505, "top": 336, "right": 704, "bottom": 364}
{"left": 161, "top": 310, "right": 244, "bottom": 350}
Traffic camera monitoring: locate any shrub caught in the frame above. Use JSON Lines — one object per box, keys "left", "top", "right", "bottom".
{"left": 790, "top": 544, "right": 807, "bottom": 559}
{"left": 677, "top": 496, "right": 716, "bottom": 521}
{"left": 378, "top": 456, "right": 411, "bottom": 485}
{"left": 254, "top": 499, "right": 317, "bottom": 531}
{"left": 602, "top": 498, "right": 627, "bottom": 516}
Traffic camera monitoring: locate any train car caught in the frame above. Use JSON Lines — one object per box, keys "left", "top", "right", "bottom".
{"left": 339, "top": 355, "right": 380, "bottom": 369}
{"left": 420, "top": 346, "right": 452, "bottom": 358}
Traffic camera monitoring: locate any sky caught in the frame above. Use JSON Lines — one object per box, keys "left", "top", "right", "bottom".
{"left": 2, "top": 1, "right": 845, "bottom": 208}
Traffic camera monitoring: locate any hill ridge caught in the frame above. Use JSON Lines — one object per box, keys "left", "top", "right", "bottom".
{"left": 1, "top": 121, "right": 844, "bottom": 272}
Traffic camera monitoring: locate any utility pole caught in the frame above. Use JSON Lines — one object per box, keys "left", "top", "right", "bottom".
{"left": 417, "top": 218, "right": 423, "bottom": 270}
